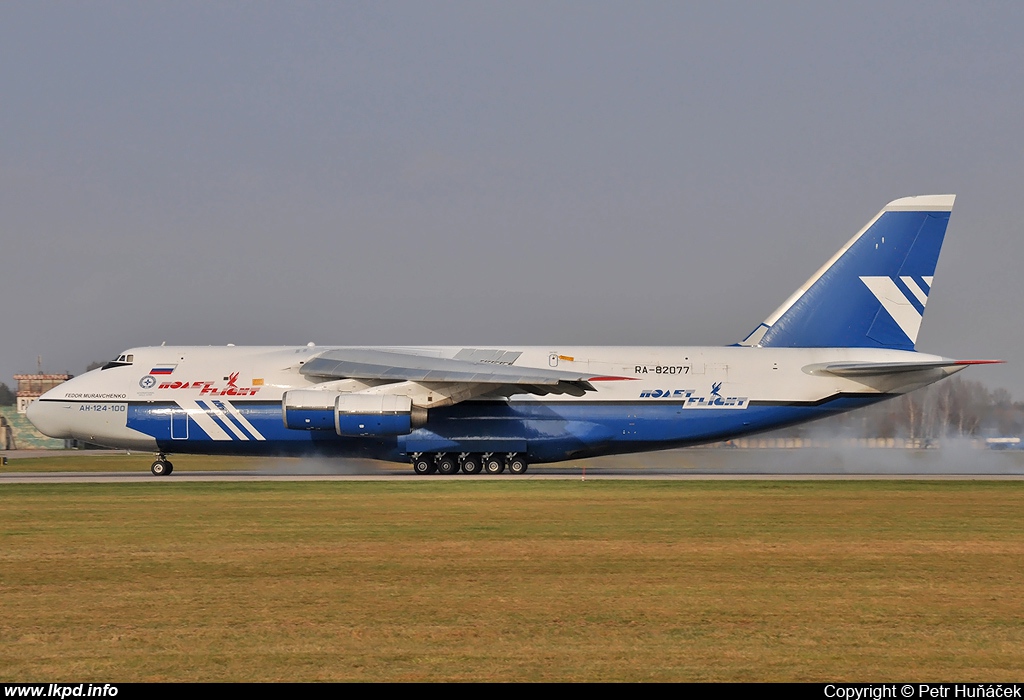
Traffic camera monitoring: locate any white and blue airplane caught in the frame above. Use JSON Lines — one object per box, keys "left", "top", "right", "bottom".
{"left": 28, "top": 195, "right": 997, "bottom": 475}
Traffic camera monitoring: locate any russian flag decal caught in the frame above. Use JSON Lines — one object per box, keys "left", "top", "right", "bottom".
{"left": 150, "top": 365, "right": 177, "bottom": 375}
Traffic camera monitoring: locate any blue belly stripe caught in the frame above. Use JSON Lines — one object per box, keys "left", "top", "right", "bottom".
{"left": 126, "top": 394, "right": 891, "bottom": 464}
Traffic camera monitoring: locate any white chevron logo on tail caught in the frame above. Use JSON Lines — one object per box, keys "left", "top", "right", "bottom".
{"left": 859, "top": 276, "right": 929, "bottom": 343}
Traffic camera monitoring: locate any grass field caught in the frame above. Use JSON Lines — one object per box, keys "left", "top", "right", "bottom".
{"left": 6, "top": 445, "right": 1024, "bottom": 475}
{"left": 2, "top": 480, "right": 1022, "bottom": 681}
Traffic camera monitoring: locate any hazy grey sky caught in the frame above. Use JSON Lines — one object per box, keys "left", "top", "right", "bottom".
{"left": 2, "top": 2, "right": 1023, "bottom": 394}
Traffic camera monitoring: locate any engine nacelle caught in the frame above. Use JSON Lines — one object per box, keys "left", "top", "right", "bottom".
{"left": 282, "top": 391, "right": 426, "bottom": 436}
{"left": 335, "top": 394, "right": 419, "bottom": 436}
{"left": 282, "top": 390, "right": 337, "bottom": 431}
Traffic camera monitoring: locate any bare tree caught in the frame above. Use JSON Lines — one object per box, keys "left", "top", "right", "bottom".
{"left": 770, "top": 375, "right": 1021, "bottom": 440}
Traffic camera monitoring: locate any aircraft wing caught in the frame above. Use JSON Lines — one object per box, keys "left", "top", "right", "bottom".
{"left": 300, "top": 347, "right": 601, "bottom": 396}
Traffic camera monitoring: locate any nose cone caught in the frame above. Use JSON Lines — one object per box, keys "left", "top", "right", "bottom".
{"left": 26, "top": 392, "right": 72, "bottom": 439}
{"left": 24, "top": 372, "right": 156, "bottom": 451}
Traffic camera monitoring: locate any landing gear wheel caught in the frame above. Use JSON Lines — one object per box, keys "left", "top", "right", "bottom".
{"left": 508, "top": 456, "right": 528, "bottom": 475}
{"left": 413, "top": 457, "right": 435, "bottom": 475}
{"left": 484, "top": 457, "right": 505, "bottom": 474}
{"left": 151, "top": 460, "right": 171, "bottom": 476}
{"left": 437, "top": 455, "right": 459, "bottom": 475}
{"left": 461, "top": 455, "right": 482, "bottom": 475}
{"left": 165, "top": 461, "right": 174, "bottom": 475}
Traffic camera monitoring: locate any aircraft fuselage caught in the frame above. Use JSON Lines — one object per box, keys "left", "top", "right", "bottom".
{"left": 28, "top": 344, "right": 962, "bottom": 464}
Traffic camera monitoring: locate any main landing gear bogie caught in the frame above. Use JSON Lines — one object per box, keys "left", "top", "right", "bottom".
{"left": 461, "top": 455, "right": 482, "bottom": 474}
{"left": 151, "top": 455, "right": 174, "bottom": 476}
{"left": 436, "top": 455, "right": 460, "bottom": 475}
{"left": 412, "top": 456, "right": 436, "bottom": 475}
{"left": 484, "top": 456, "right": 505, "bottom": 474}
{"left": 508, "top": 455, "right": 528, "bottom": 475}
{"left": 410, "top": 452, "right": 528, "bottom": 476}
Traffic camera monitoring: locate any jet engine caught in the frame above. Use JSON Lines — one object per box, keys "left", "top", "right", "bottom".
{"left": 282, "top": 390, "right": 426, "bottom": 436}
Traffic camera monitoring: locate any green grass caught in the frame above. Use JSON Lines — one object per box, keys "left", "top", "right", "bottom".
{"left": 2, "top": 481, "right": 1022, "bottom": 681}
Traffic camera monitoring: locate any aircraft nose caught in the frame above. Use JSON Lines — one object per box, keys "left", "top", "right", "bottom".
{"left": 26, "top": 394, "right": 72, "bottom": 439}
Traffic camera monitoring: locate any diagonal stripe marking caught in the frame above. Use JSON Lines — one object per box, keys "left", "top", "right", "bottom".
{"left": 860, "top": 276, "right": 923, "bottom": 343}
{"left": 900, "top": 276, "right": 929, "bottom": 306}
{"left": 212, "top": 400, "right": 256, "bottom": 441}
{"left": 218, "top": 400, "right": 266, "bottom": 441}
{"left": 200, "top": 400, "right": 248, "bottom": 440}
{"left": 177, "top": 399, "right": 231, "bottom": 440}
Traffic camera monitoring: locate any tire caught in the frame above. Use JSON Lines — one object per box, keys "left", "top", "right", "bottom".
{"left": 437, "top": 455, "right": 459, "bottom": 475}
{"left": 413, "top": 457, "right": 434, "bottom": 475}
{"left": 484, "top": 458, "right": 505, "bottom": 474}
{"left": 151, "top": 460, "right": 168, "bottom": 476}
{"left": 461, "top": 455, "right": 482, "bottom": 474}
{"left": 508, "top": 456, "right": 528, "bottom": 475}
{"left": 165, "top": 462, "right": 174, "bottom": 475}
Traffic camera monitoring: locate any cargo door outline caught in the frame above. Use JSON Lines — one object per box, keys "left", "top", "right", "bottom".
{"left": 170, "top": 405, "right": 189, "bottom": 440}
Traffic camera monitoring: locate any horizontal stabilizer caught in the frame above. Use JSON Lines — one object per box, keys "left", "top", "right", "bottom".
{"left": 814, "top": 359, "right": 1002, "bottom": 377}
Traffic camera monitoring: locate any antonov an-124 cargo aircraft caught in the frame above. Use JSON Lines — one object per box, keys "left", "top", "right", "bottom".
{"left": 28, "top": 195, "right": 998, "bottom": 475}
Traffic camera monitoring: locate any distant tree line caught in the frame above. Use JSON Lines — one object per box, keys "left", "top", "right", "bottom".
{"left": 0, "top": 383, "right": 13, "bottom": 406}
{"left": 783, "top": 376, "right": 1024, "bottom": 441}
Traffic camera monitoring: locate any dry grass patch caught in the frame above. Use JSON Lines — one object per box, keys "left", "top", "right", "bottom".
{"left": 1, "top": 481, "right": 1022, "bottom": 681}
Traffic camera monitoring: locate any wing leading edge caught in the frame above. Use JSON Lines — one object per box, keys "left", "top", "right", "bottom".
{"left": 299, "top": 348, "right": 603, "bottom": 399}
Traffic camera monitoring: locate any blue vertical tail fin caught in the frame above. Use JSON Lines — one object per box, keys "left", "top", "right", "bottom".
{"left": 738, "top": 195, "right": 955, "bottom": 350}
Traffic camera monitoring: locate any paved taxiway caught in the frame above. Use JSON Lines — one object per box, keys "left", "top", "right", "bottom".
{"left": 4, "top": 471, "right": 1024, "bottom": 483}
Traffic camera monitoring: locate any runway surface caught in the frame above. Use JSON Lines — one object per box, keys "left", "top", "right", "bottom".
{"left": 3, "top": 446, "right": 1024, "bottom": 482}
{"left": 5, "top": 472, "right": 1024, "bottom": 483}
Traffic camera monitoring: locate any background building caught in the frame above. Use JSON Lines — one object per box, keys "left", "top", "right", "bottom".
{"left": 0, "top": 373, "right": 74, "bottom": 450}
{"left": 14, "top": 373, "right": 72, "bottom": 414}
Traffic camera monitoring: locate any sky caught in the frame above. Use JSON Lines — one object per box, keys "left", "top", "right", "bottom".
{"left": 2, "top": 2, "right": 1023, "bottom": 395}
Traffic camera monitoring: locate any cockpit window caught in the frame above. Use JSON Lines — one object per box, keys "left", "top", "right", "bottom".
{"left": 101, "top": 353, "right": 135, "bottom": 370}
